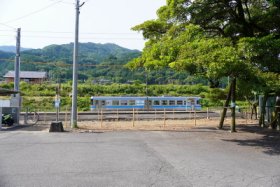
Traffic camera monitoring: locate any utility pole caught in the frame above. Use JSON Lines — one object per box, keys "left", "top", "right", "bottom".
{"left": 14, "top": 28, "right": 21, "bottom": 126}
{"left": 71, "top": 0, "right": 84, "bottom": 128}
{"left": 14, "top": 28, "right": 21, "bottom": 91}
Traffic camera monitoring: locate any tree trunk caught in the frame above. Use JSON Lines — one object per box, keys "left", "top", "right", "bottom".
{"left": 231, "top": 78, "right": 237, "bottom": 132}
{"left": 259, "top": 93, "right": 268, "bottom": 127}
{"left": 268, "top": 96, "right": 280, "bottom": 129}
{"left": 218, "top": 81, "right": 233, "bottom": 129}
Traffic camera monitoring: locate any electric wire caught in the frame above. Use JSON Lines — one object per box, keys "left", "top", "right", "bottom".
{"left": 2, "top": 1, "right": 63, "bottom": 24}
{"left": 0, "top": 23, "right": 16, "bottom": 30}
{"left": 0, "top": 34, "right": 142, "bottom": 40}
{"left": 49, "top": 0, "right": 74, "bottom": 5}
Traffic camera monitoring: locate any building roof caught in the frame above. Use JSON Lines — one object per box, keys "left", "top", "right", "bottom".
{"left": 4, "top": 71, "right": 47, "bottom": 79}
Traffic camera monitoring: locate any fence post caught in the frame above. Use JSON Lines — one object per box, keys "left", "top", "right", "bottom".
{"left": 100, "top": 109, "right": 103, "bottom": 128}
{"left": 132, "top": 108, "right": 135, "bottom": 127}
{"left": 64, "top": 107, "right": 68, "bottom": 128}
{"left": 186, "top": 110, "right": 189, "bottom": 126}
{"left": 44, "top": 110, "right": 46, "bottom": 124}
{"left": 164, "top": 109, "right": 166, "bottom": 128}
{"left": 194, "top": 110, "right": 197, "bottom": 126}
{"left": 207, "top": 107, "right": 209, "bottom": 119}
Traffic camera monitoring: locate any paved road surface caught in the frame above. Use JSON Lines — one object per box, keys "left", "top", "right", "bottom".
{"left": 0, "top": 128, "right": 279, "bottom": 187}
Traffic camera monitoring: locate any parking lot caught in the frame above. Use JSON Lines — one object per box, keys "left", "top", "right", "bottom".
{"left": 0, "top": 125, "right": 279, "bottom": 187}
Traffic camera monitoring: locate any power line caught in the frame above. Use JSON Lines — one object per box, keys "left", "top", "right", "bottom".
{"left": 0, "top": 34, "right": 142, "bottom": 40}
{"left": 49, "top": 0, "right": 74, "bottom": 5}
{"left": 49, "top": 0, "right": 75, "bottom": 4}
{"left": 0, "top": 23, "right": 16, "bottom": 30}
{"left": 2, "top": 1, "right": 63, "bottom": 24}
{"left": 0, "top": 35, "right": 15, "bottom": 37}
{"left": 0, "top": 30, "right": 141, "bottom": 35}
{"left": 21, "top": 31, "right": 139, "bottom": 35}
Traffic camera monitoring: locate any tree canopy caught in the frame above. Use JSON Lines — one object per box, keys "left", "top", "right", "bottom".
{"left": 130, "top": 0, "right": 280, "bottom": 90}
{"left": 129, "top": 0, "right": 280, "bottom": 131}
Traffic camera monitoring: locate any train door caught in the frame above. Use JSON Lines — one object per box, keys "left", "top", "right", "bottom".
{"left": 96, "top": 100, "right": 106, "bottom": 109}
{"left": 187, "top": 98, "right": 195, "bottom": 110}
{"left": 143, "top": 97, "right": 153, "bottom": 110}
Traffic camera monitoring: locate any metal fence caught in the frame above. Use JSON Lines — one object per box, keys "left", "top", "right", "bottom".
{"left": 19, "top": 107, "right": 260, "bottom": 130}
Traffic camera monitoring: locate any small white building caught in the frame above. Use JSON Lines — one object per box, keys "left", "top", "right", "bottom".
{"left": 0, "top": 88, "right": 20, "bottom": 129}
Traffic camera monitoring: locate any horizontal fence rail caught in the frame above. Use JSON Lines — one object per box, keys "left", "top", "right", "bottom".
{"left": 18, "top": 107, "right": 261, "bottom": 130}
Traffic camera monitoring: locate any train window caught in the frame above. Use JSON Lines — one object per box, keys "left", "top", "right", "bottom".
{"left": 162, "top": 100, "right": 168, "bottom": 105}
{"left": 128, "top": 100, "right": 135, "bottom": 105}
{"left": 169, "top": 100, "right": 175, "bottom": 105}
{"left": 187, "top": 98, "right": 195, "bottom": 105}
{"left": 184, "top": 101, "right": 187, "bottom": 105}
{"left": 153, "top": 100, "right": 160, "bottom": 105}
{"left": 136, "top": 100, "right": 144, "bottom": 105}
{"left": 120, "top": 100, "right": 128, "bottom": 105}
{"left": 177, "top": 100, "right": 183, "bottom": 105}
{"left": 101, "top": 100, "right": 106, "bottom": 106}
{"left": 112, "top": 100, "right": 119, "bottom": 106}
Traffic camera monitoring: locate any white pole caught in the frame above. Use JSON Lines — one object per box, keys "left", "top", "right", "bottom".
{"left": 71, "top": 0, "right": 85, "bottom": 128}
{"left": 14, "top": 28, "right": 21, "bottom": 126}
{"left": 14, "top": 28, "right": 20, "bottom": 92}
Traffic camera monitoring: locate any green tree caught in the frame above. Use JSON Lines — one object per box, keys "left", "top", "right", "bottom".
{"left": 129, "top": 0, "right": 280, "bottom": 131}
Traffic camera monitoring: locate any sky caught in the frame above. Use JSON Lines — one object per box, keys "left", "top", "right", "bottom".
{"left": 0, "top": 0, "right": 166, "bottom": 50}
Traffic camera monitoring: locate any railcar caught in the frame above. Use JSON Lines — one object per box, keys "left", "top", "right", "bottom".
{"left": 90, "top": 96, "right": 201, "bottom": 111}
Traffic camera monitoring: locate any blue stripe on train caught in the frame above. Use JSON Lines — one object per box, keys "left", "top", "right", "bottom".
{"left": 91, "top": 105, "right": 201, "bottom": 110}
{"left": 151, "top": 105, "right": 201, "bottom": 110}
{"left": 90, "top": 105, "right": 145, "bottom": 109}
{"left": 106, "top": 106, "right": 145, "bottom": 109}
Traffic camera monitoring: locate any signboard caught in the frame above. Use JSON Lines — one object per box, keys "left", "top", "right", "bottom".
{"left": 54, "top": 99, "right": 60, "bottom": 108}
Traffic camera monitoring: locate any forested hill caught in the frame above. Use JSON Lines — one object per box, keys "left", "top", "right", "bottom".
{"left": 0, "top": 42, "right": 141, "bottom": 82}
{"left": 22, "top": 42, "right": 141, "bottom": 63}
{"left": 0, "top": 42, "right": 199, "bottom": 85}
{"left": 0, "top": 46, "right": 32, "bottom": 53}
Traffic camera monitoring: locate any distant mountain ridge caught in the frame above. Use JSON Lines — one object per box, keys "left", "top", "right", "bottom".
{"left": 0, "top": 42, "right": 143, "bottom": 82}
{"left": 0, "top": 42, "right": 198, "bottom": 84}
{"left": 0, "top": 46, "right": 33, "bottom": 53}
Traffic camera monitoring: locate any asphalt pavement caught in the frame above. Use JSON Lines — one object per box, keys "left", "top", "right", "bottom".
{"left": 0, "top": 127, "right": 279, "bottom": 187}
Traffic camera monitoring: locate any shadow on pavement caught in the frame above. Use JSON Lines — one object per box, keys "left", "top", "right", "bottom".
{"left": 1, "top": 125, "right": 49, "bottom": 132}
{"left": 222, "top": 124, "right": 280, "bottom": 155}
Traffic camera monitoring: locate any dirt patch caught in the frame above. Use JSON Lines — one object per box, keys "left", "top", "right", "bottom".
{"left": 71, "top": 118, "right": 259, "bottom": 132}
{"left": 7, "top": 118, "right": 263, "bottom": 134}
